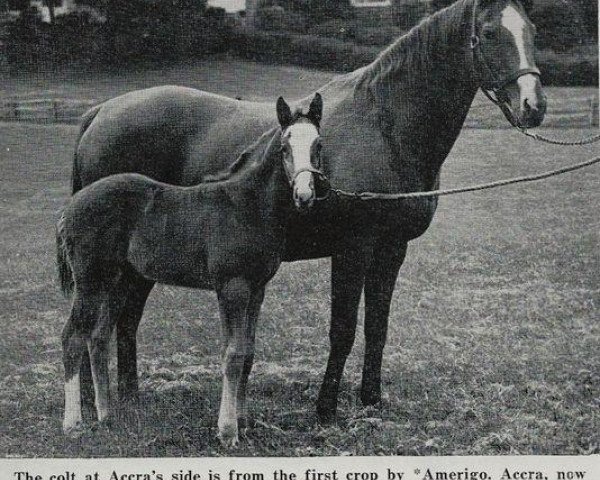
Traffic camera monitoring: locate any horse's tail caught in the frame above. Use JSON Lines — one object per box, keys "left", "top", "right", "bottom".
{"left": 72, "top": 103, "right": 102, "bottom": 194}
{"left": 56, "top": 209, "right": 74, "bottom": 298}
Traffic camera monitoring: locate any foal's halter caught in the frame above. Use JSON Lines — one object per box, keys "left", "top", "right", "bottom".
{"left": 470, "top": 0, "right": 540, "bottom": 127}
{"left": 281, "top": 131, "right": 330, "bottom": 201}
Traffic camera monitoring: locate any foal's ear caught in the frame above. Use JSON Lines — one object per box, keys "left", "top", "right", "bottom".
{"left": 307, "top": 93, "right": 323, "bottom": 126}
{"left": 277, "top": 96, "right": 293, "bottom": 129}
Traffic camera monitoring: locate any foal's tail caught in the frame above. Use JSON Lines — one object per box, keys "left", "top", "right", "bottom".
{"left": 56, "top": 210, "right": 74, "bottom": 297}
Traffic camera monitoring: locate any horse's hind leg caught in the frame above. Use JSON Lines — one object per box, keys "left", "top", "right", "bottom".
{"left": 216, "top": 277, "right": 252, "bottom": 447}
{"left": 236, "top": 286, "right": 264, "bottom": 430}
{"left": 116, "top": 273, "right": 154, "bottom": 404}
{"left": 62, "top": 292, "right": 101, "bottom": 433}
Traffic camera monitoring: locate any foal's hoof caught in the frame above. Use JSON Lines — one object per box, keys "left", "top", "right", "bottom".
{"left": 63, "top": 421, "right": 84, "bottom": 438}
{"left": 218, "top": 424, "right": 240, "bottom": 448}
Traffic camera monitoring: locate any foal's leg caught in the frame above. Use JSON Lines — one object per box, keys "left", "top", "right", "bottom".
{"left": 316, "top": 245, "right": 372, "bottom": 423}
{"left": 361, "top": 241, "right": 407, "bottom": 406}
{"left": 62, "top": 292, "right": 101, "bottom": 433}
{"left": 79, "top": 346, "right": 96, "bottom": 421}
{"left": 116, "top": 274, "right": 154, "bottom": 404}
{"left": 236, "top": 286, "right": 265, "bottom": 430}
{"left": 216, "top": 277, "right": 252, "bottom": 447}
{"left": 88, "top": 284, "right": 127, "bottom": 424}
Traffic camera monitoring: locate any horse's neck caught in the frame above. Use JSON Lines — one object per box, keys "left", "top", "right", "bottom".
{"left": 235, "top": 138, "right": 290, "bottom": 222}
{"left": 359, "top": 0, "right": 478, "bottom": 173}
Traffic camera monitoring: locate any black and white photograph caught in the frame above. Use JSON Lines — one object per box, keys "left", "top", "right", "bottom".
{"left": 0, "top": 0, "right": 598, "bottom": 462}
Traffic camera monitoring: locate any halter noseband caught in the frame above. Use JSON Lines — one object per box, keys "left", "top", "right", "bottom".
{"left": 470, "top": 0, "right": 540, "bottom": 127}
{"left": 281, "top": 130, "right": 330, "bottom": 202}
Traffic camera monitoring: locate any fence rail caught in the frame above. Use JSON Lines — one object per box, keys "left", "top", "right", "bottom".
{"left": 1, "top": 96, "right": 598, "bottom": 127}
{"left": 0, "top": 98, "right": 98, "bottom": 124}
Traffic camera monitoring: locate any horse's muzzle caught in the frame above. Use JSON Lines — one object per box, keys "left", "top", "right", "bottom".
{"left": 516, "top": 74, "right": 547, "bottom": 128}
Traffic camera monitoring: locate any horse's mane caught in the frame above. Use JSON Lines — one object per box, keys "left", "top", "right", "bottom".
{"left": 201, "top": 127, "right": 279, "bottom": 183}
{"left": 351, "top": 0, "right": 474, "bottom": 91}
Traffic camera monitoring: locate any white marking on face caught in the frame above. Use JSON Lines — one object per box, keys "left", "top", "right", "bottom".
{"left": 63, "top": 373, "right": 82, "bottom": 432}
{"left": 501, "top": 3, "right": 540, "bottom": 112}
{"left": 284, "top": 122, "right": 320, "bottom": 205}
{"left": 501, "top": 3, "right": 528, "bottom": 70}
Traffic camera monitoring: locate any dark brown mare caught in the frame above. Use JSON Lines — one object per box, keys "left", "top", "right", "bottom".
{"left": 70, "top": 0, "right": 546, "bottom": 426}
{"left": 57, "top": 95, "right": 324, "bottom": 445}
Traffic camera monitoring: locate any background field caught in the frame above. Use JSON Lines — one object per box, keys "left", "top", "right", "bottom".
{"left": 0, "top": 61, "right": 598, "bottom": 457}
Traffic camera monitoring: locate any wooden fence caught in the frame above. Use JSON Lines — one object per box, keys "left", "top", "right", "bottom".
{"left": 0, "top": 98, "right": 98, "bottom": 124}
{"left": 1, "top": 96, "right": 598, "bottom": 128}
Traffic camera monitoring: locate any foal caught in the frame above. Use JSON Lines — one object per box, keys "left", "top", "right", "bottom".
{"left": 57, "top": 94, "right": 323, "bottom": 446}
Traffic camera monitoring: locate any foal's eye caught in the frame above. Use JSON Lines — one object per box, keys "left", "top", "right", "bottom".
{"left": 482, "top": 28, "right": 497, "bottom": 40}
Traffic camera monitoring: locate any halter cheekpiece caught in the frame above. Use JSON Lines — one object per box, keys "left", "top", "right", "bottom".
{"left": 470, "top": 0, "right": 540, "bottom": 127}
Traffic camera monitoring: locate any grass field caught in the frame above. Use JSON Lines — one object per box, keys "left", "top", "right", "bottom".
{"left": 1, "top": 121, "right": 598, "bottom": 457}
{"left": 0, "top": 62, "right": 598, "bottom": 457}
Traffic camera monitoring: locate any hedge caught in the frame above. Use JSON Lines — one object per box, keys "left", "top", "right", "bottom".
{"left": 231, "top": 30, "right": 598, "bottom": 86}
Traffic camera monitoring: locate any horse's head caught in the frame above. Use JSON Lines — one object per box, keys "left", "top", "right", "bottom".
{"left": 473, "top": 0, "right": 546, "bottom": 128}
{"left": 276, "top": 93, "right": 325, "bottom": 211}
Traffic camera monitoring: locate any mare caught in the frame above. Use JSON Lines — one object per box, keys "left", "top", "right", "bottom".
{"left": 71, "top": 0, "right": 546, "bottom": 424}
{"left": 57, "top": 95, "right": 324, "bottom": 445}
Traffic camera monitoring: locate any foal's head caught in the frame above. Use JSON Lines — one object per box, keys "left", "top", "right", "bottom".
{"left": 276, "top": 93, "right": 323, "bottom": 211}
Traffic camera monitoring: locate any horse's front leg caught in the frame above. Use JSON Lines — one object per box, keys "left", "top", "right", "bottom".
{"left": 217, "top": 277, "right": 252, "bottom": 447}
{"left": 236, "top": 286, "right": 264, "bottom": 431}
{"left": 361, "top": 240, "right": 407, "bottom": 406}
{"left": 317, "top": 245, "right": 372, "bottom": 423}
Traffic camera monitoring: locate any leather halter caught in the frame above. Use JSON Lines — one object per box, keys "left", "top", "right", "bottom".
{"left": 281, "top": 133, "right": 330, "bottom": 201}
{"left": 470, "top": 0, "right": 541, "bottom": 127}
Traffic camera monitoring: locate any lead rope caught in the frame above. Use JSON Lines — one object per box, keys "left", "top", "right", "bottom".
{"left": 516, "top": 128, "right": 600, "bottom": 146}
{"left": 330, "top": 156, "right": 600, "bottom": 200}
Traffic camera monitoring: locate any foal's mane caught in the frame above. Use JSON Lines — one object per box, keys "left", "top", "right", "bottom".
{"left": 201, "top": 126, "right": 280, "bottom": 183}
{"left": 202, "top": 109, "right": 316, "bottom": 184}
{"left": 350, "top": 0, "right": 474, "bottom": 91}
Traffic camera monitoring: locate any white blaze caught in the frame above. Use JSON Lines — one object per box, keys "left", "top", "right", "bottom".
{"left": 501, "top": 4, "right": 528, "bottom": 70}
{"left": 285, "top": 122, "right": 319, "bottom": 203}
{"left": 501, "top": 3, "right": 538, "bottom": 107}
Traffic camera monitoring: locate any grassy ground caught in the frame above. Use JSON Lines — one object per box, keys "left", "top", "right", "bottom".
{"left": 0, "top": 114, "right": 598, "bottom": 456}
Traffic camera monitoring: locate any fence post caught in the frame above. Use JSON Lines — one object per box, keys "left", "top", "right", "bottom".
{"left": 590, "top": 98, "right": 599, "bottom": 127}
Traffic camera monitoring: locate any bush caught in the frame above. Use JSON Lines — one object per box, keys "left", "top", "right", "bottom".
{"left": 231, "top": 30, "right": 377, "bottom": 71}
{"left": 308, "top": 19, "right": 406, "bottom": 46}
{"left": 529, "top": 2, "right": 589, "bottom": 52}
{"left": 259, "top": 6, "right": 307, "bottom": 33}
{"left": 229, "top": 30, "right": 598, "bottom": 86}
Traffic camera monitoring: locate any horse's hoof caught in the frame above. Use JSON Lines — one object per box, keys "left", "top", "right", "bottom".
{"left": 118, "top": 389, "right": 140, "bottom": 406}
{"left": 360, "top": 390, "right": 381, "bottom": 407}
{"left": 316, "top": 405, "right": 337, "bottom": 425}
{"left": 218, "top": 424, "right": 240, "bottom": 448}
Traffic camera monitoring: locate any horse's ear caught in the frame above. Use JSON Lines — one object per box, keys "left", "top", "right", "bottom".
{"left": 307, "top": 93, "right": 323, "bottom": 126}
{"left": 277, "top": 96, "right": 293, "bottom": 129}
